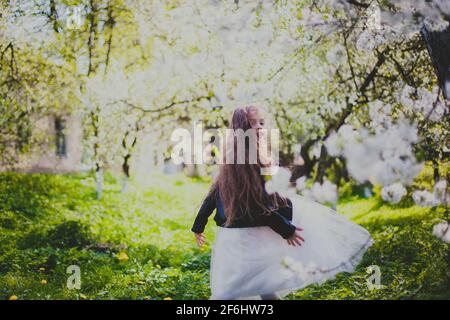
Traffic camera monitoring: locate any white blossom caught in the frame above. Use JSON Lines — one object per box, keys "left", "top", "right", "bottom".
{"left": 433, "top": 180, "right": 449, "bottom": 205}
{"left": 324, "top": 132, "right": 341, "bottom": 157}
{"left": 324, "top": 124, "right": 358, "bottom": 157}
{"left": 399, "top": 85, "right": 416, "bottom": 108}
{"left": 369, "top": 100, "right": 392, "bottom": 128}
{"left": 309, "top": 180, "right": 338, "bottom": 205}
{"left": 381, "top": 183, "right": 407, "bottom": 204}
{"left": 402, "top": 86, "right": 447, "bottom": 121}
{"left": 342, "top": 120, "right": 422, "bottom": 186}
{"left": 412, "top": 190, "right": 438, "bottom": 207}
{"left": 298, "top": 7, "right": 325, "bottom": 27}
{"left": 265, "top": 166, "right": 292, "bottom": 195}
{"left": 427, "top": 101, "right": 447, "bottom": 122}
{"left": 423, "top": 16, "right": 450, "bottom": 32}
{"left": 432, "top": 221, "right": 450, "bottom": 243}
{"left": 295, "top": 176, "right": 307, "bottom": 192}
{"left": 356, "top": 30, "right": 375, "bottom": 52}
{"left": 326, "top": 44, "right": 346, "bottom": 65}
{"left": 310, "top": 142, "right": 322, "bottom": 159}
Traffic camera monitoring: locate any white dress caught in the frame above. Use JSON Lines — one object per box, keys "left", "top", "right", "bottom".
{"left": 209, "top": 191, "right": 374, "bottom": 300}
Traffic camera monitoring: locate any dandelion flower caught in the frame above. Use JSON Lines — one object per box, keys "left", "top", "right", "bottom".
{"left": 117, "top": 251, "right": 129, "bottom": 262}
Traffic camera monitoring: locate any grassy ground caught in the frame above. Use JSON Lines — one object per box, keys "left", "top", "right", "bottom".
{"left": 0, "top": 172, "right": 449, "bottom": 300}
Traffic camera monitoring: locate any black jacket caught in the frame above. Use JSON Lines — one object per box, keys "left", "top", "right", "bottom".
{"left": 191, "top": 186, "right": 296, "bottom": 239}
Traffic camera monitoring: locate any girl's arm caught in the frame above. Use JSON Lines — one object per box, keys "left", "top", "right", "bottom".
{"left": 260, "top": 211, "right": 297, "bottom": 239}
{"left": 191, "top": 188, "right": 217, "bottom": 234}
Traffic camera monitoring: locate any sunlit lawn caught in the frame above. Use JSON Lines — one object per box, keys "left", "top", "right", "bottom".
{"left": 0, "top": 172, "right": 448, "bottom": 300}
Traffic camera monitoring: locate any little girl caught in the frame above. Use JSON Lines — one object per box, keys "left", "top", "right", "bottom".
{"left": 191, "top": 105, "right": 373, "bottom": 300}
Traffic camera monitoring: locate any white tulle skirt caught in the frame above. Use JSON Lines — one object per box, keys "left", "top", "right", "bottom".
{"left": 209, "top": 192, "right": 374, "bottom": 300}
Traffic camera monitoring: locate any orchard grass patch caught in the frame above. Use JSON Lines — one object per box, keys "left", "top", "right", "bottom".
{"left": 0, "top": 172, "right": 448, "bottom": 300}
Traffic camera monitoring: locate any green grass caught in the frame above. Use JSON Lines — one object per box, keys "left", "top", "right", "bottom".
{"left": 0, "top": 172, "right": 449, "bottom": 300}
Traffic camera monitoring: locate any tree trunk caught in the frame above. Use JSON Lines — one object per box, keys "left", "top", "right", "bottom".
{"left": 291, "top": 147, "right": 315, "bottom": 182}
{"left": 315, "top": 145, "right": 328, "bottom": 183}
{"left": 333, "top": 161, "right": 343, "bottom": 189}
{"left": 420, "top": 24, "right": 450, "bottom": 100}
{"left": 432, "top": 159, "right": 440, "bottom": 184}
{"left": 122, "top": 154, "right": 130, "bottom": 193}
{"left": 121, "top": 127, "right": 139, "bottom": 192}
{"left": 121, "top": 176, "right": 128, "bottom": 193}
{"left": 96, "top": 166, "right": 103, "bottom": 200}
{"left": 186, "top": 164, "right": 207, "bottom": 178}
{"left": 90, "top": 110, "right": 102, "bottom": 199}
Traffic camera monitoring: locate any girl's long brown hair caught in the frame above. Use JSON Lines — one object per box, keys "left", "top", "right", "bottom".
{"left": 210, "top": 105, "right": 289, "bottom": 226}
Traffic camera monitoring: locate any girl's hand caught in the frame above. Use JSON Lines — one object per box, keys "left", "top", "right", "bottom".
{"left": 286, "top": 227, "right": 305, "bottom": 247}
{"left": 194, "top": 232, "right": 206, "bottom": 248}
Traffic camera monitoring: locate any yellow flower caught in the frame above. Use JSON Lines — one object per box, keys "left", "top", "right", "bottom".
{"left": 163, "top": 297, "right": 172, "bottom": 300}
{"left": 9, "top": 295, "right": 18, "bottom": 300}
{"left": 117, "top": 251, "right": 129, "bottom": 262}
{"left": 40, "top": 280, "right": 47, "bottom": 285}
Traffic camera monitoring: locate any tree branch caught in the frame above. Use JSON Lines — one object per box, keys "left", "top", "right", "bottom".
{"left": 120, "top": 95, "right": 211, "bottom": 113}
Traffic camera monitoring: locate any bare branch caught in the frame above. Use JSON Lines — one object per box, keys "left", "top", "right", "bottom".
{"left": 119, "top": 95, "right": 211, "bottom": 113}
